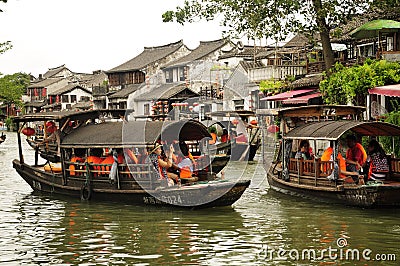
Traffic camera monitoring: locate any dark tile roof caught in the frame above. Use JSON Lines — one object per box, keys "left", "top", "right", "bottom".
{"left": 24, "top": 101, "right": 46, "bottom": 108}
{"left": 283, "top": 34, "right": 310, "bottom": 48}
{"left": 290, "top": 74, "right": 323, "bottom": 89}
{"left": 164, "top": 39, "right": 228, "bottom": 68}
{"left": 28, "top": 77, "right": 63, "bottom": 88}
{"left": 108, "top": 83, "right": 144, "bottom": 99}
{"left": 43, "top": 64, "right": 69, "bottom": 78}
{"left": 107, "top": 40, "right": 185, "bottom": 73}
{"left": 79, "top": 71, "right": 108, "bottom": 87}
{"left": 135, "top": 82, "right": 197, "bottom": 101}
{"left": 71, "top": 101, "right": 93, "bottom": 110}
{"left": 218, "top": 45, "right": 267, "bottom": 60}
{"left": 239, "top": 60, "right": 265, "bottom": 71}
{"left": 48, "top": 83, "right": 91, "bottom": 96}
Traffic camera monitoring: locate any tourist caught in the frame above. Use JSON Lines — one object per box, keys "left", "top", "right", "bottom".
{"left": 326, "top": 142, "right": 361, "bottom": 184}
{"left": 124, "top": 147, "right": 139, "bottom": 164}
{"left": 149, "top": 143, "right": 179, "bottom": 187}
{"left": 345, "top": 134, "right": 367, "bottom": 172}
{"left": 366, "top": 139, "right": 389, "bottom": 180}
{"left": 295, "top": 140, "right": 313, "bottom": 160}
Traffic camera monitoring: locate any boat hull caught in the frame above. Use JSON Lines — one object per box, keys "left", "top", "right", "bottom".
{"left": 13, "top": 159, "right": 250, "bottom": 208}
{"left": 267, "top": 168, "right": 400, "bottom": 208}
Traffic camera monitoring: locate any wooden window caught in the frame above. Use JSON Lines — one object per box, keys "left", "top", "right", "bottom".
{"left": 144, "top": 104, "right": 150, "bottom": 115}
{"left": 165, "top": 70, "right": 173, "bottom": 83}
{"left": 70, "top": 95, "right": 77, "bottom": 103}
{"left": 179, "top": 67, "right": 185, "bottom": 81}
{"left": 62, "top": 95, "right": 69, "bottom": 103}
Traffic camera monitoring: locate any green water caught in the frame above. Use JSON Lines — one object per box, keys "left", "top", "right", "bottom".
{"left": 0, "top": 132, "right": 399, "bottom": 265}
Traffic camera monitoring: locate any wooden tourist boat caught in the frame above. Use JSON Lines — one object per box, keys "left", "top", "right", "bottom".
{"left": 258, "top": 105, "right": 400, "bottom": 207}
{"left": 13, "top": 111, "right": 249, "bottom": 208}
{"left": 204, "top": 110, "right": 261, "bottom": 161}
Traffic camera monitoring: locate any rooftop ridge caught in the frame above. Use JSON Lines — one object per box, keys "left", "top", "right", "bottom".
{"left": 143, "top": 40, "right": 183, "bottom": 50}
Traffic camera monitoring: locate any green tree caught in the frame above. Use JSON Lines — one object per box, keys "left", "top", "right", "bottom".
{"left": 0, "top": 41, "right": 12, "bottom": 54}
{"left": 0, "top": 0, "right": 7, "bottom": 12}
{"left": 319, "top": 60, "right": 400, "bottom": 105}
{"left": 381, "top": 111, "right": 400, "bottom": 157}
{"left": 163, "top": 0, "right": 377, "bottom": 71}
{"left": 0, "top": 72, "right": 30, "bottom": 115}
{"left": 0, "top": 0, "right": 12, "bottom": 53}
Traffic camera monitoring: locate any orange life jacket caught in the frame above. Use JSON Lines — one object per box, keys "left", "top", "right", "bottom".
{"left": 69, "top": 156, "right": 84, "bottom": 176}
{"left": 101, "top": 154, "right": 124, "bottom": 174}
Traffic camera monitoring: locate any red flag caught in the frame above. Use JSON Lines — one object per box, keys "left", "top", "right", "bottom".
{"left": 42, "top": 88, "right": 47, "bottom": 97}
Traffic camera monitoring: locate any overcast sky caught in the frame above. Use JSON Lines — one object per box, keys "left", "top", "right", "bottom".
{"left": 0, "top": 0, "right": 225, "bottom": 77}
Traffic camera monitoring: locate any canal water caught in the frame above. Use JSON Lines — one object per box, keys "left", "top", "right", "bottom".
{"left": 0, "top": 132, "right": 399, "bottom": 265}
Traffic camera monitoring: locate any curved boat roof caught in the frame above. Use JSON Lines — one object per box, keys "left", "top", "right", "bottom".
{"left": 61, "top": 119, "right": 210, "bottom": 148}
{"left": 257, "top": 105, "right": 366, "bottom": 118}
{"left": 284, "top": 120, "right": 400, "bottom": 140}
{"left": 14, "top": 109, "right": 127, "bottom": 122}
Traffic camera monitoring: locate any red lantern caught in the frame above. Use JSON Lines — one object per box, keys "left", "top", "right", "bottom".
{"left": 46, "top": 125, "right": 57, "bottom": 134}
{"left": 46, "top": 121, "right": 55, "bottom": 128}
{"left": 267, "top": 125, "right": 279, "bottom": 133}
{"left": 22, "top": 127, "right": 35, "bottom": 136}
{"left": 250, "top": 120, "right": 258, "bottom": 125}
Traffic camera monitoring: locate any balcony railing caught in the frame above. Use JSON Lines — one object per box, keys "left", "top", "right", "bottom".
{"left": 249, "top": 65, "right": 306, "bottom": 82}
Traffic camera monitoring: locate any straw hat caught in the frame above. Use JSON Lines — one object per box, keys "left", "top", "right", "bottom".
{"left": 150, "top": 143, "right": 162, "bottom": 154}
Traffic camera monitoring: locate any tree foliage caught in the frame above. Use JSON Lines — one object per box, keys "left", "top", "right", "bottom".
{"left": 319, "top": 60, "right": 400, "bottom": 105}
{"left": 259, "top": 79, "right": 289, "bottom": 94}
{"left": 381, "top": 111, "right": 400, "bottom": 157}
{"left": 0, "top": 41, "right": 12, "bottom": 54}
{"left": 0, "top": 0, "right": 12, "bottom": 53}
{"left": 163, "top": 0, "right": 377, "bottom": 71}
{"left": 0, "top": 72, "right": 30, "bottom": 107}
{"left": 0, "top": 0, "right": 7, "bottom": 13}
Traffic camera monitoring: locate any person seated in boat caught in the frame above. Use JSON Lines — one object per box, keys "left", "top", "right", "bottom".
{"left": 38, "top": 121, "right": 61, "bottom": 156}
{"left": 326, "top": 142, "right": 361, "bottom": 183}
{"left": 69, "top": 148, "right": 86, "bottom": 176}
{"left": 295, "top": 140, "right": 313, "bottom": 160}
{"left": 345, "top": 134, "right": 367, "bottom": 172}
{"left": 208, "top": 126, "right": 218, "bottom": 144}
{"left": 220, "top": 129, "right": 229, "bottom": 143}
{"left": 124, "top": 147, "right": 139, "bottom": 164}
{"left": 149, "top": 143, "right": 180, "bottom": 187}
{"left": 175, "top": 142, "right": 198, "bottom": 182}
{"left": 365, "top": 139, "right": 389, "bottom": 181}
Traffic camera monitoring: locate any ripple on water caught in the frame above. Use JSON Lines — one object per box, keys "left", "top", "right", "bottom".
{"left": 0, "top": 134, "right": 399, "bottom": 265}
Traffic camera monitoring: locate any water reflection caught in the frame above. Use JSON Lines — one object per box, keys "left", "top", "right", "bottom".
{"left": 1, "top": 132, "right": 399, "bottom": 265}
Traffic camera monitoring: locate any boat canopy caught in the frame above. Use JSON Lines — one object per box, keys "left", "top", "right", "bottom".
{"left": 257, "top": 105, "right": 365, "bottom": 118}
{"left": 13, "top": 109, "right": 127, "bottom": 122}
{"left": 284, "top": 120, "right": 400, "bottom": 140}
{"left": 61, "top": 119, "right": 211, "bottom": 148}
{"left": 201, "top": 120, "right": 232, "bottom": 129}
{"left": 206, "top": 110, "right": 255, "bottom": 118}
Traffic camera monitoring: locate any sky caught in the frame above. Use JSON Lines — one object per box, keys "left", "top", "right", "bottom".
{"left": 0, "top": 0, "right": 225, "bottom": 77}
